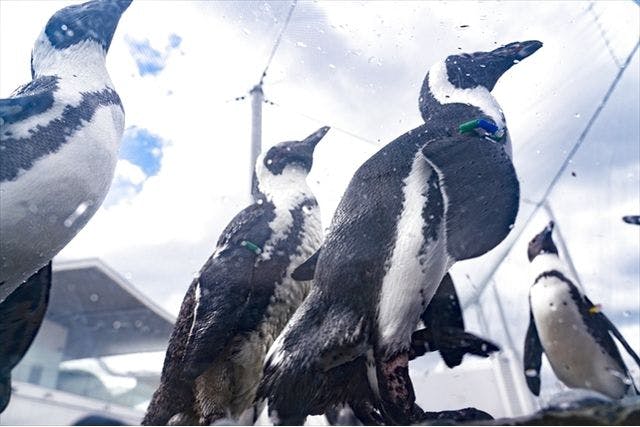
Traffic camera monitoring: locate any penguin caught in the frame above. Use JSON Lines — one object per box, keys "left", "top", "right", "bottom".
{"left": 322, "top": 273, "right": 500, "bottom": 426}
{"left": 0, "top": 0, "right": 130, "bottom": 412}
{"left": 142, "top": 127, "right": 330, "bottom": 426}
{"left": 258, "top": 40, "right": 542, "bottom": 425}
{"left": 523, "top": 221, "right": 640, "bottom": 400}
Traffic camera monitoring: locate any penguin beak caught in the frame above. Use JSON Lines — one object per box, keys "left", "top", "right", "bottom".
{"left": 301, "top": 126, "right": 331, "bottom": 149}
{"left": 491, "top": 40, "right": 543, "bottom": 62}
{"left": 47, "top": 0, "right": 132, "bottom": 52}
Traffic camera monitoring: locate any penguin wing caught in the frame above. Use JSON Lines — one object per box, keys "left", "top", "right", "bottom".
{"left": 291, "top": 249, "right": 321, "bottom": 281}
{"left": 523, "top": 306, "right": 543, "bottom": 396}
{"left": 420, "top": 273, "right": 465, "bottom": 367}
{"left": 414, "top": 273, "right": 499, "bottom": 367}
{"left": 0, "top": 77, "right": 58, "bottom": 125}
{"left": 583, "top": 296, "right": 640, "bottom": 370}
{"left": 179, "top": 203, "right": 276, "bottom": 379}
{"left": 421, "top": 135, "right": 519, "bottom": 261}
{"left": 0, "top": 262, "right": 51, "bottom": 413}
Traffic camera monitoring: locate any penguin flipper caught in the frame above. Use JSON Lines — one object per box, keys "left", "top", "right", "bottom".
{"left": 420, "top": 273, "right": 466, "bottom": 367}
{"left": 0, "top": 262, "right": 51, "bottom": 413}
{"left": 0, "top": 76, "right": 57, "bottom": 126}
{"left": 523, "top": 308, "right": 543, "bottom": 396}
{"left": 583, "top": 296, "right": 640, "bottom": 370}
{"left": 421, "top": 135, "right": 519, "bottom": 261}
{"left": 292, "top": 249, "right": 321, "bottom": 281}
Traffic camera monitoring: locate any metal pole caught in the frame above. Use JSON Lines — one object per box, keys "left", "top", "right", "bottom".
{"left": 250, "top": 84, "right": 264, "bottom": 200}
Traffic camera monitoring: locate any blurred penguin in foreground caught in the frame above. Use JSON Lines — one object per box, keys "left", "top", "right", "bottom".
{"left": 0, "top": 0, "right": 131, "bottom": 413}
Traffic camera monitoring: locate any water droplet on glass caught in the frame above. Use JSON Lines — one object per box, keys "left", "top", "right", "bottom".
{"left": 481, "top": 343, "right": 488, "bottom": 352}
{"left": 513, "top": 59, "right": 520, "bottom": 64}
{"left": 623, "top": 311, "right": 630, "bottom": 317}
{"left": 295, "top": 41, "right": 307, "bottom": 48}
{"left": 266, "top": 158, "right": 273, "bottom": 165}
{"left": 257, "top": 199, "right": 264, "bottom": 205}
{"left": 61, "top": 24, "right": 68, "bottom": 31}
{"left": 525, "top": 369, "right": 538, "bottom": 377}
{"left": 89, "top": 293, "right": 99, "bottom": 302}
{"left": 328, "top": 64, "right": 336, "bottom": 69}
{"left": 112, "top": 321, "right": 122, "bottom": 330}
{"left": 574, "top": 113, "right": 581, "bottom": 118}
{"left": 64, "top": 201, "right": 91, "bottom": 227}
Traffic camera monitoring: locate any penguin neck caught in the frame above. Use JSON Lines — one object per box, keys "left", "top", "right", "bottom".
{"left": 31, "top": 36, "right": 113, "bottom": 88}
{"left": 420, "top": 60, "right": 506, "bottom": 130}
{"left": 256, "top": 164, "right": 313, "bottom": 207}
{"left": 529, "top": 253, "right": 578, "bottom": 290}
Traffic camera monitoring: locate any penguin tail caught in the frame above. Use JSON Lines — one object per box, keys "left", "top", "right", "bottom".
{"left": 258, "top": 303, "right": 370, "bottom": 425}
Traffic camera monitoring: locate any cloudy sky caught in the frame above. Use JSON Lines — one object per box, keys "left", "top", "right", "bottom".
{"left": 1, "top": 0, "right": 638, "bottom": 414}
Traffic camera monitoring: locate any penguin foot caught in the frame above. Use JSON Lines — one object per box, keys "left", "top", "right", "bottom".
{"left": 422, "top": 407, "right": 494, "bottom": 422}
{"left": 376, "top": 351, "right": 420, "bottom": 425}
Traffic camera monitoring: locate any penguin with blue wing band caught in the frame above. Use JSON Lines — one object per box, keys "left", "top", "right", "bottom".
{"left": 259, "top": 40, "right": 542, "bottom": 425}
{"left": 524, "top": 221, "right": 639, "bottom": 399}
{"left": 0, "top": 0, "right": 130, "bottom": 413}
{"left": 143, "top": 127, "right": 329, "bottom": 426}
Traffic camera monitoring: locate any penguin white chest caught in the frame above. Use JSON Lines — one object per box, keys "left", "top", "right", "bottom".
{"left": 377, "top": 153, "right": 451, "bottom": 351}
{"left": 0, "top": 102, "right": 124, "bottom": 300}
{"left": 530, "top": 279, "right": 628, "bottom": 398}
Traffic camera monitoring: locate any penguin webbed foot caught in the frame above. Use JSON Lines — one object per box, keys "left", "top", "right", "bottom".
{"left": 421, "top": 407, "right": 495, "bottom": 423}
{"left": 375, "top": 351, "right": 422, "bottom": 425}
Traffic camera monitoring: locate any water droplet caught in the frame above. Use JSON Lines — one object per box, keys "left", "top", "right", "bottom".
{"left": 64, "top": 201, "right": 91, "bottom": 227}
{"left": 328, "top": 64, "right": 336, "bottom": 69}
{"left": 61, "top": 24, "right": 68, "bottom": 31}
{"left": 513, "top": 59, "right": 520, "bottom": 64}
{"left": 257, "top": 199, "right": 264, "bottom": 205}
{"left": 481, "top": 343, "right": 487, "bottom": 352}
{"left": 623, "top": 311, "right": 630, "bottom": 317}
{"left": 89, "top": 293, "right": 99, "bottom": 302}
{"left": 295, "top": 41, "right": 307, "bottom": 48}
{"left": 574, "top": 113, "right": 581, "bottom": 118}
{"left": 525, "top": 369, "right": 538, "bottom": 377}
{"left": 266, "top": 158, "right": 273, "bottom": 165}
{"left": 112, "top": 321, "right": 122, "bottom": 330}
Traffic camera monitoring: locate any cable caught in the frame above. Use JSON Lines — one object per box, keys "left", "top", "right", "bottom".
{"left": 464, "top": 41, "right": 640, "bottom": 306}
{"left": 586, "top": 2, "right": 622, "bottom": 68}
{"left": 267, "top": 99, "right": 381, "bottom": 147}
{"left": 259, "top": 0, "right": 297, "bottom": 86}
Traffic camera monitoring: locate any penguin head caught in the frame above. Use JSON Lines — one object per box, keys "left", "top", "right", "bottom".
{"left": 259, "top": 126, "right": 330, "bottom": 177}
{"left": 527, "top": 221, "right": 558, "bottom": 262}
{"left": 254, "top": 127, "right": 330, "bottom": 199}
{"left": 443, "top": 40, "right": 543, "bottom": 91}
{"left": 31, "top": 0, "right": 131, "bottom": 76}
{"left": 420, "top": 40, "right": 542, "bottom": 120}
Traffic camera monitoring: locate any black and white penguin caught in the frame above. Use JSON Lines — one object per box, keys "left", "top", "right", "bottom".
{"left": 0, "top": 0, "right": 130, "bottom": 412}
{"left": 322, "top": 272, "right": 500, "bottom": 426}
{"left": 258, "top": 40, "right": 542, "bottom": 425}
{"left": 142, "top": 127, "right": 329, "bottom": 426}
{"left": 523, "top": 221, "right": 640, "bottom": 400}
